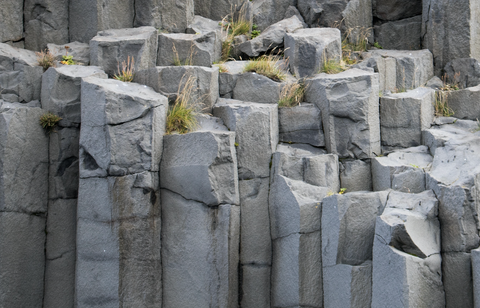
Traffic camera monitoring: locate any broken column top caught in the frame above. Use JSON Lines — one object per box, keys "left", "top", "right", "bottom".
{"left": 0, "top": 43, "right": 38, "bottom": 67}
{"left": 93, "top": 26, "right": 157, "bottom": 41}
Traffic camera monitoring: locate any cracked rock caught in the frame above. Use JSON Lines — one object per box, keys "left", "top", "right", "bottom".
{"left": 278, "top": 103, "right": 325, "bottom": 147}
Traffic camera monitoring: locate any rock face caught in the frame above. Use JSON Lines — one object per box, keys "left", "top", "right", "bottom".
{"left": 373, "top": 15, "right": 422, "bottom": 50}
{"left": 253, "top": 0, "right": 300, "bottom": 31}
{"left": 340, "top": 159, "right": 372, "bottom": 192}
{"left": 373, "top": 0, "right": 422, "bottom": 21}
{"left": 284, "top": 28, "right": 341, "bottom": 78}
{"left": 0, "top": 102, "right": 49, "bottom": 308}
{"left": 305, "top": 68, "right": 380, "bottom": 159}
{"left": 0, "top": 0, "right": 23, "bottom": 44}
{"left": 278, "top": 103, "right": 325, "bottom": 147}
{"left": 47, "top": 42, "right": 91, "bottom": 65}
{"left": 233, "top": 73, "right": 285, "bottom": 104}
{"left": 444, "top": 85, "right": 480, "bottom": 120}
{"left": 372, "top": 190, "right": 445, "bottom": 308}
{"left": 422, "top": 0, "right": 480, "bottom": 75}
{"left": 195, "top": 0, "right": 250, "bottom": 22}
{"left": 443, "top": 58, "right": 480, "bottom": 89}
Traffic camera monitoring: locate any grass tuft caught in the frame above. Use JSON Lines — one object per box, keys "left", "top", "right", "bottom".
{"left": 114, "top": 56, "right": 135, "bottom": 82}
{"left": 434, "top": 91, "right": 454, "bottom": 117}
{"left": 243, "top": 55, "right": 286, "bottom": 81}
{"left": 39, "top": 112, "right": 62, "bottom": 134}
{"left": 214, "top": 62, "right": 229, "bottom": 73}
{"left": 36, "top": 49, "right": 56, "bottom": 71}
{"left": 321, "top": 59, "right": 345, "bottom": 74}
{"left": 278, "top": 82, "right": 305, "bottom": 107}
{"left": 166, "top": 76, "right": 198, "bottom": 134}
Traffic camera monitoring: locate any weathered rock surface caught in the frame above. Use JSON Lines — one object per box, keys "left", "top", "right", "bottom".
{"left": 472, "top": 247, "right": 480, "bottom": 308}
{"left": 219, "top": 61, "right": 250, "bottom": 98}
{"left": 241, "top": 265, "right": 271, "bottom": 308}
{"left": 380, "top": 87, "right": 435, "bottom": 148}
{"left": 253, "top": 0, "right": 300, "bottom": 31}
{"left": 372, "top": 190, "right": 445, "bottom": 308}
{"left": 195, "top": 0, "right": 250, "bottom": 23}
{"left": 284, "top": 28, "right": 341, "bottom": 78}
{"left": 90, "top": 27, "right": 158, "bottom": 77}
{"left": 373, "top": 15, "right": 422, "bottom": 50}
{"left": 0, "top": 0, "right": 24, "bottom": 44}
{"left": 47, "top": 42, "right": 91, "bottom": 65}
{"left": 279, "top": 103, "right": 325, "bottom": 147}
{"left": 443, "top": 58, "right": 480, "bottom": 89}
{"left": 373, "top": 0, "right": 422, "bottom": 21}
{"left": 133, "top": 0, "right": 162, "bottom": 28}
{"left": 443, "top": 85, "right": 480, "bottom": 120}
{"left": 340, "top": 159, "right": 372, "bottom": 192}
{"left": 80, "top": 77, "right": 168, "bottom": 177}
{"left": 305, "top": 68, "right": 380, "bottom": 159}
{"left": 233, "top": 72, "right": 284, "bottom": 104}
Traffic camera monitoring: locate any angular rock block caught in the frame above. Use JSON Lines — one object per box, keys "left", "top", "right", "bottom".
{"left": 0, "top": 43, "right": 43, "bottom": 103}
{"left": 79, "top": 77, "right": 168, "bottom": 177}
{"left": 372, "top": 146, "right": 432, "bottom": 193}
{"left": 444, "top": 85, "right": 480, "bottom": 120}
{"left": 340, "top": 159, "right": 372, "bottom": 192}
{"left": 213, "top": 99, "right": 279, "bottom": 179}
{"left": 380, "top": 87, "right": 435, "bottom": 148}
{"left": 472, "top": 247, "right": 480, "bottom": 308}
{"left": 219, "top": 61, "right": 249, "bottom": 98}
{"left": 0, "top": 0, "right": 24, "bottom": 44}
{"left": 233, "top": 72, "right": 284, "bottom": 104}
{"left": 160, "top": 129, "right": 239, "bottom": 206}
{"left": 373, "top": 15, "right": 422, "bottom": 50}
{"left": 157, "top": 32, "right": 220, "bottom": 67}
{"left": 41, "top": 65, "right": 108, "bottom": 127}
{"left": 372, "top": 191, "right": 445, "bottom": 308}
{"left": 69, "top": 0, "right": 134, "bottom": 43}
{"left": 373, "top": 0, "right": 422, "bottom": 21}
{"left": 239, "top": 15, "right": 304, "bottom": 57}
{"left": 133, "top": 0, "right": 162, "bottom": 28}
{"left": 161, "top": 0, "right": 195, "bottom": 33}
{"left": 253, "top": 0, "right": 301, "bottom": 31}
{"left": 443, "top": 58, "right": 480, "bottom": 89}
{"left": 285, "top": 28, "right": 341, "bottom": 78}
{"left": 423, "top": 0, "right": 480, "bottom": 75}
{"left": 186, "top": 15, "right": 224, "bottom": 57}
{"left": 195, "top": 0, "right": 250, "bottom": 21}
{"left": 24, "top": 0, "right": 69, "bottom": 51}
{"left": 76, "top": 173, "right": 161, "bottom": 307}
{"left": 305, "top": 68, "right": 380, "bottom": 159}
{"left": 442, "top": 252, "right": 474, "bottom": 308}
{"left": 241, "top": 265, "right": 271, "bottom": 308}
{"left": 322, "top": 191, "right": 389, "bottom": 308}
{"left": 136, "top": 65, "right": 219, "bottom": 113}
{"left": 90, "top": 27, "right": 158, "bottom": 77}
{"left": 279, "top": 103, "right": 325, "bottom": 147}
{"left": 47, "top": 42, "right": 91, "bottom": 65}
{"left": 161, "top": 189, "right": 239, "bottom": 308}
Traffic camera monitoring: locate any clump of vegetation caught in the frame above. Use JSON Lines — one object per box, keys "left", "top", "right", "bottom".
{"left": 220, "top": 6, "right": 253, "bottom": 60}
{"left": 166, "top": 76, "right": 198, "bottom": 134}
{"left": 243, "top": 55, "right": 286, "bottom": 81}
{"left": 214, "top": 62, "right": 229, "bottom": 73}
{"left": 36, "top": 49, "right": 56, "bottom": 71}
{"left": 278, "top": 82, "right": 305, "bottom": 107}
{"left": 39, "top": 112, "right": 62, "bottom": 134}
{"left": 60, "top": 46, "right": 75, "bottom": 65}
{"left": 321, "top": 58, "right": 346, "bottom": 74}
{"left": 434, "top": 73, "right": 461, "bottom": 117}
{"left": 114, "top": 56, "right": 135, "bottom": 82}
{"left": 373, "top": 42, "right": 383, "bottom": 49}
{"left": 251, "top": 24, "right": 261, "bottom": 39}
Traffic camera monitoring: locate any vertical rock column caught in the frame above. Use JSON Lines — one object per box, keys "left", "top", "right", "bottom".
{"left": 160, "top": 120, "right": 240, "bottom": 308}
{"left": 213, "top": 99, "right": 278, "bottom": 308}
{"left": 41, "top": 65, "right": 107, "bottom": 308}
{"left": 76, "top": 77, "right": 167, "bottom": 307}
{"left": 0, "top": 102, "right": 49, "bottom": 307}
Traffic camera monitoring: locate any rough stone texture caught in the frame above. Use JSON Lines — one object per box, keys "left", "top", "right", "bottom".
{"left": 69, "top": 0, "right": 134, "bottom": 43}
{"left": 133, "top": 0, "right": 162, "bottom": 28}
{"left": 135, "top": 66, "right": 219, "bottom": 113}
{"left": 358, "top": 49, "right": 434, "bottom": 93}
{"left": 0, "top": 43, "right": 43, "bottom": 103}
{"left": 380, "top": 87, "right": 435, "bottom": 148}
{"left": 239, "top": 15, "right": 304, "bottom": 57}
{"left": 442, "top": 252, "right": 474, "bottom": 308}
{"left": 158, "top": 0, "right": 195, "bottom": 33}
{"left": 161, "top": 189, "right": 238, "bottom": 308}
{"left": 279, "top": 103, "right": 325, "bottom": 147}
{"left": 422, "top": 0, "right": 480, "bottom": 76}
{"left": 284, "top": 28, "right": 341, "bottom": 78}
{"left": 340, "top": 159, "right": 372, "bottom": 192}
{"left": 233, "top": 73, "right": 284, "bottom": 104}
{"left": 76, "top": 173, "right": 161, "bottom": 308}
{"left": 90, "top": 27, "right": 158, "bottom": 77}
{"left": 372, "top": 190, "right": 445, "bottom": 308}
{"left": 253, "top": 0, "right": 299, "bottom": 31}
{"left": 0, "top": 0, "right": 24, "bottom": 44}
{"left": 47, "top": 42, "right": 91, "bottom": 65}
{"left": 219, "top": 61, "right": 248, "bottom": 98}
{"left": 213, "top": 99, "right": 278, "bottom": 179}
{"left": 241, "top": 265, "right": 271, "bottom": 308}
{"left": 472, "top": 247, "right": 480, "bottom": 308}
{"left": 305, "top": 68, "right": 380, "bottom": 159}
{"left": 79, "top": 77, "right": 168, "bottom": 177}
{"left": 322, "top": 191, "right": 389, "bottom": 308}
{"left": 195, "top": 0, "right": 250, "bottom": 23}
{"left": 24, "top": 0, "right": 69, "bottom": 51}
{"left": 160, "top": 128, "right": 239, "bottom": 206}
{"left": 41, "top": 65, "right": 108, "bottom": 127}
{"left": 186, "top": 15, "right": 224, "bottom": 59}
{"left": 373, "top": 15, "right": 422, "bottom": 50}
{"left": 371, "top": 146, "right": 432, "bottom": 193}
{"left": 444, "top": 85, "right": 480, "bottom": 120}
{"left": 373, "top": 0, "right": 422, "bottom": 21}
{"left": 443, "top": 58, "right": 480, "bottom": 89}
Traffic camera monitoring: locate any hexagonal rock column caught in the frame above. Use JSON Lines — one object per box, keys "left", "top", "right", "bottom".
{"left": 0, "top": 43, "right": 44, "bottom": 103}
{"left": 443, "top": 85, "right": 480, "bottom": 120}
{"left": 422, "top": 0, "right": 480, "bottom": 76}
{"left": 373, "top": 16, "right": 422, "bottom": 51}
{"left": 233, "top": 72, "right": 286, "bottom": 104}
{"left": 322, "top": 191, "right": 389, "bottom": 308}
{"left": 69, "top": 0, "right": 134, "bottom": 43}
{"left": 76, "top": 77, "right": 167, "bottom": 307}
{"left": 284, "top": 28, "right": 342, "bottom": 78}
{"left": 472, "top": 244, "right": 480, "bottom": 308}
{"left": 90, "top": 27, "right": 158, "bottom": 77}
{"left": 305, "top": 68, "right": 380, "bottom": 159}
{"left": 160, "top": 122, "right": 240, "bottom": 308}
{"left": 136, "top": 66, "right": 219, "bottom": 113}
{"left": 372, "top": 191, "right": 445, "bottom": 308}
{"left": 0, "top": 102, "right": 49, "bottom": 308}
{"left": 213, "top": 99, "right": 278, "bottom": 308}
{"left": 380, "top": 87, "right": 435, "bottom": 148}
{"left": 41, "top": 65, "right": 108, "bottom": 308}
{"left": 279, "top": 103, "right": 325, "bottom": 147}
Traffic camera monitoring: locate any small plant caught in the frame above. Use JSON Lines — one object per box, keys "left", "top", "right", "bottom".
{"left": 251, "top": 24, "right": 261, "bottom": 39}
{"left": 475, "top": 119, "right": 480, "bottom": 132}
{"left": 434, "top": 91, "right": 454, "bottom": 117}
{"left": 322, "top": 58, "right": 345, "bottom": 74}
{"left": 214, "top": 62, "right": 229, "bottom": 73}
{"left": 114, "top": 56, "right": 135, "bottom": 82}
{"left": 39, "top": 112, "right": 62, "bottom": 134}
{"left": 440, "top": 73, "right": 461, "bottom": 91}
{"left": 243, "top": 55, "right": 286, "bottom": 82}
{"left": 220, "top": 6, "right": 253, "bottom": 60}
{"left": 373, "top": 42, "right": 383, "bottom": 49}
{"left": 166, "top": 75, "right": 198, "bottom": 134}
{"left": 278, "top": 82, "right": 305, "bottom": 107}
{"left": 36, "top": 49, "right": 56, "bottom": 71}
{"left": 60, "top": 46, "right": 75, "bottom": 65}
{"left": 339, "top": 188, "right": 347, "bottom": 195}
